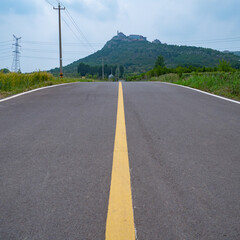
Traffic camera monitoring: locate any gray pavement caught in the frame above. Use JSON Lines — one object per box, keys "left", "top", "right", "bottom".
{"left": 124, "top": 82, "right": 240, "bottom": 240}
{"left": 0, "top": 83, "right": 118, "bottom": 240}
{"left": 1, "top": 82, "right": 240, "bottom": 239}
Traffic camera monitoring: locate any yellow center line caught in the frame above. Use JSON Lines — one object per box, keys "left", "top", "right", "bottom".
{"left": 105, "top": 82, "right": 136, "bottom": 240}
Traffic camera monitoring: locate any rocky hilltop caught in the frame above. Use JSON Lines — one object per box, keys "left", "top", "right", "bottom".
{"left": 107, "top": 32, "right": 161, "bottom": 46}
{"left": 113, "top": 32, "right": 147, "bottom": 42}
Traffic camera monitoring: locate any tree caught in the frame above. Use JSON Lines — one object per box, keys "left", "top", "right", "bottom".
{"left": 155, "top": 55, "right": 165, "bottom": 68}
{"left": 119, "top": 65, "right": 124, "bottom": 78}
{"left": 78, "top": 63, "right": 89, "bottom": 76}
{"left": 218, "top": 59, "right": 232, "bottom": 72}
{"left": 113, "top": 65, "right": 117, "bottom": 75}
{"left": 0, "top": 68, "right": 10, "bottom": 73}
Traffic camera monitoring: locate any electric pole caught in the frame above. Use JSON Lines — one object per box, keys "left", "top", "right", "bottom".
{"left": 11, "top": 35, "right": 21, "bottom": 73}
{"left": 117, "top": 64, "right": 120, "bottom": 81}
{"left": 54, "top": 3, "right": 65, "bottom": 78}
{"left": 102, "top": 57, "right": 104, "bottom": 80}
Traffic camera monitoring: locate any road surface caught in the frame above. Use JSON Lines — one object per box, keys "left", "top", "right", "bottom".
{"left": 0, "top": 82, "right": 239, "bottom": 239}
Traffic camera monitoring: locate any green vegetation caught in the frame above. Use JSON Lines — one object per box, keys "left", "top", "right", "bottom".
{"left": 51, "top": 62, "right": 124, "bottom": 79}
{"left": 0, "top": 68, "right": 10, "bottom": 74}
{"left": 233, "top": 51, "right": 240, "bottom": 57}
{"left": 155, "top": 55, "right": 165, "bottom": 68}
{"left": 0, "top": 71, "right": 94, "bottom": 98}
{"left": 77, "top": 62, "right": 124, "bottom": 79}
{"left": 128, "top": 58, "right": 240, "bottom": 101}
{"left": 52, "top": 34, "right": 240, "bottom": 76}
{"left": 1, "top": 63, "right": 239, "bottom": 102}
{"left": 149, "top": 72, "right": 240, "bottom": 101}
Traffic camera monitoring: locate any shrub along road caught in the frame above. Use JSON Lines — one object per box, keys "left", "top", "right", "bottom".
{"left": 0, "top": 82, "right": 239, "bottom": 239}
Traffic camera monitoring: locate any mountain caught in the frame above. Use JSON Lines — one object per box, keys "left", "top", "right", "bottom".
{"left": 50, "top": 32, "right": 240, "bottom": 75}
{"left": 232, "top": 51, "right": 240, "bottom": 57}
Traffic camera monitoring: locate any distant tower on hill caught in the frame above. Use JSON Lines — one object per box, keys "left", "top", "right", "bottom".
{"left": 152, "top": 39, "right": 161, "bottom": 44}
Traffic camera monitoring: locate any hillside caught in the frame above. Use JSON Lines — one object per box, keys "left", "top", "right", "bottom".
{"left": 233, "top": 51, "right": 240, "bottom": 57}
{"left": 50, "top": 32, "right": 240, "bottom": 75}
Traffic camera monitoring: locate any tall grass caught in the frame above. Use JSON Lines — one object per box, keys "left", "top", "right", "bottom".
{"left": 150, "top": 72, "right": 240, "bottom": 101}
{"left": 0, "top": 72, "right": 53, "bottom": 92}
{"left": 0, "top": 72, "right": 94, "bottom": 98}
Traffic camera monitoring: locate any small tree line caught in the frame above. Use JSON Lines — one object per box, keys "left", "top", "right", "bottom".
{"left": 78, "top": 62, "right": 124, "bottom": 79}
{"left": 128, "top": 55, "right": 238, "bottom": 81}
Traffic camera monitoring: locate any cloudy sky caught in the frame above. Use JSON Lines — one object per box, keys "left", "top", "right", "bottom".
{"left": 1, "top": 0, "right": 240, "bottom": 72}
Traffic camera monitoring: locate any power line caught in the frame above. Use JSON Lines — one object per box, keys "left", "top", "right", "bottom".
{"left": 188, "top": 36, "right": 240, "bottom": 42}
{"left": 55, "top": 0, "right": 95, "bottom": 52}
{"left": 64, "top": 9, "right": 95, "bottom": 52}
{"left": 61, "top": 15, "right": 84, "bottom": 44}
{"left": 0, "top": 43, "right": 12, "bottom": 47}
{"left": 22, "top": 40, "right": 57, "bottom": 45}
{"left": 0, "top": 40, "right": 12, "bottom": 44}
{"left": 0, "top": 48, "right": 13, "bottom": 52}
{"left": 45, "top": 0, "right": 55, "bottom": 8}
{"left": 21, "top": 40, "right": 103, "bottom": 46}
{"left": 61, "top": 19, "right": 104, "bottom": 48}
{"left": 63, "top": 50, "right": 92, "bottom": 54}
{"left": 0, "top": 51, "right": 12, "bottom": 57}
{"left": 167, "top": 36, "right": 240, "bottom": 45}
{"left": 0, "top": 54, "right": 12, "bottom": 58}
{"left": 21, "top": 55, "right": 77, "bottom": 61}
{"left": 21, "top": 36, "right": 240, "bottom": 46}
{"left": 22, "top": 55, "right": 59, "bottom": 60}
{"left": 22, "top": 47, "right": 91, "bottom": 54}
{"left": 64, "top": 42, "right": 103, "bottom": 46}
{"left": 0, "top": 57, "right": 12, "bottom": 61}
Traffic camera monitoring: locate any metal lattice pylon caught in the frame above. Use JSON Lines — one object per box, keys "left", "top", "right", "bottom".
{"left": 11, "top": 35, "right": 21, "bottom": 72}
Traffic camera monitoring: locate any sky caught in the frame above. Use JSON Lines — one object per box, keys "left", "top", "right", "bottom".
{"left": 1, "top": 0, "right": 240, "bottom": 73}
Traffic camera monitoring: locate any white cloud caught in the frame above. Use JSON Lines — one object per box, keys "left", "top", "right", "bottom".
{"left": 1, "top": 0, "right": 240, "bottom": 72}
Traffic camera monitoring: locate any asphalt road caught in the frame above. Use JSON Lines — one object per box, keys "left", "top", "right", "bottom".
{"left": 1, "top": 82, "right": 240, "bottom": 239}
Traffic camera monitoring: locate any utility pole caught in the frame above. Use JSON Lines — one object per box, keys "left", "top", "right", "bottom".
{"left": 54, "top": 3, "right": 65, "bottom": 78}
{"left": 102, "top": 57, "right": 104, "bottom": 80}
{"left": 11, "top": 35, "right": 21, "bottom": 72}
{"left": 117, "top": 64, "right": 120, "bottom": 81}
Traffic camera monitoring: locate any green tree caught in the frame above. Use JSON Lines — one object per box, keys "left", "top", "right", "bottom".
{"left": 155, "top": 55, "right": 165, "bottom": 68}
{"left": 78, "top": 63, "right": 89, "bottom": 76}
{"left": 119, "top": 65, "right": 124, "bottom": 78}
{"left": 218, "top": 59, "right": 231, "bottom": 72}
{"left": 0, "top": 68, "right": 10, "bottom": 73}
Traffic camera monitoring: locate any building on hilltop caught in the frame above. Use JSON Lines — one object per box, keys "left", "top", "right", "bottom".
{"left": 113, "top": 31, "right": 147, "bottom": 42}
{"left": 128, "top": 34, "right": 147, "bottom": 41}
{"left": 152, "top": 39, "right": 161, "bottom": 44}
{"left": 115, "top": 31, "right": 128, "bottom": 40}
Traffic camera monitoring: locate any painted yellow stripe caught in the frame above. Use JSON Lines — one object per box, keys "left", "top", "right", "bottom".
{"left": 105, "top": 82, "right": 135, "bottom": 240}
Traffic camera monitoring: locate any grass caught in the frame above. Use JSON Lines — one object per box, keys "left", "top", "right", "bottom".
{"left": 0, "top": 72, "right": 94, "bottom": 99}
{"left": 1, "top": 71, "right": 239, "bottom": 102}
{"left": 149, "top": 72, "right": 240, "bottom": 101}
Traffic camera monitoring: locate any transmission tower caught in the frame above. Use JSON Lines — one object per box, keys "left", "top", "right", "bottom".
{"left": 11, "top": 35, "right": 21, "bottom": 72}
